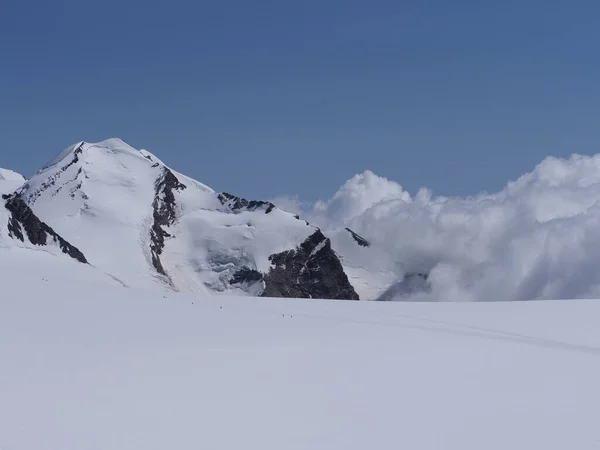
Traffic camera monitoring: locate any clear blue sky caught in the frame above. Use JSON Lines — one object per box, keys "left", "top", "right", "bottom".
{"left": 1, "top": 0, "right": 599, "bottom": 201}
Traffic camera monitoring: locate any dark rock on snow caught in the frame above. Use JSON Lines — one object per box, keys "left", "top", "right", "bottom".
{"left": 26, "top": 143, "right": 84, "bottom": 205}
{"left": 218, "top": 192, "right": 275, "bottom": 214}
{"left": 345, "top": 228, "right": 370, "bottom": 247}
{"left": 261, "top": 230, "right": 359, "bottom": 300}
{"left": 378, "top": 272, "right": 431, "bottom": 301}
{"left": 149, "top": 168, "right": 187, "bottom": 277}
{"left": 230, "top": 266, "right": 264, "bottom": 285}
{"left": 2, "top": 193, "right": 88, "bottom": 263}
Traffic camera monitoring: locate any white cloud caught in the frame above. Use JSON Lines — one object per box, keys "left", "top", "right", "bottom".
{"left": 313, "top": 170, "right": 411, "bottom": 225}
{"left": 290, "top": 154, "right": 600, "bottom": 302}
{"left": 269, "top": 195, "right": 306, "bottom": 217}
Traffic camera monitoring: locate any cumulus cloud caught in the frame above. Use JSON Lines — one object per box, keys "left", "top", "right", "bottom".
{"left": 313, "top": 170, "right": 411, "bottom": 224}
{"left": 287, "top": 155, "right": 600, "bottom": 302}
{"left": 269, "top": 195, "right": 306, "bottom": 217}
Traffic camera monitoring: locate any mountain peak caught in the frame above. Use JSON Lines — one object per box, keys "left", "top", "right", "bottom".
{"left": 41, "top": 138, "right": 146, "bottom": 171}
{"left": 82, "top": 138, "right": 141, "bottom": 156}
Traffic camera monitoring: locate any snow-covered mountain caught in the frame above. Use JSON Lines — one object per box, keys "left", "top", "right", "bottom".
{"left": 1, "top": 139, "right": 390, "bottom": 299}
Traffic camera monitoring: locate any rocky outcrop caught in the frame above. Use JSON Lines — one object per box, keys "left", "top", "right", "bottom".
{"left": 230, "top": 266, "right": 263, "bottom": 285}
{"left": 149, "top": 168, "right": 187, "bottom": 277}
{"left": 377, "top": 272, "right": 431, "bottom": 301}
{"left": 2, "top": 194, "right": 88, "bottom": 263}
{"left": 261, "top": 230, "right": 359, "bottom": 300}
{"left": 229, "top": 266, "right": 265, "bottom": 295}
{"left": 25, "top": 143, "right": 84, "bottom": 205}
{"left": 218, "top": 192, "right": 275, "bottom": 214}
{"left": 345, "top": 228, "right": 370, "bottom": 247}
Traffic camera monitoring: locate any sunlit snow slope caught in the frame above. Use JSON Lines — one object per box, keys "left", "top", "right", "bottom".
{"left": 0, "top": 168, "right": 25, "bottom": 183}
{"left": 1, "top": 252, "right": 599, "bottom": 450}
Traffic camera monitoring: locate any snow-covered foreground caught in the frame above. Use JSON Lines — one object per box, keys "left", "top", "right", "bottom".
{"left": 1, "top": 252, "right": 600, "bottom": 449}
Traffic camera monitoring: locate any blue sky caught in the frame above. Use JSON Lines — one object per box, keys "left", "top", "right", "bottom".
{"left": 1, "top": 0, "right": 599, "bottom": 201}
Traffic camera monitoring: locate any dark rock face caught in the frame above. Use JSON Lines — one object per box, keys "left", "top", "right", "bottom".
{"left": 261, "top": 230, "right": 359, "bottom": 300}
{"left": 149, "top": 168, "right": 187, "bottom": 276}
{"left": 378, "top": 272, "right": 431, "bottom": 301}
{"left": 2, "top": 194, "right": 88, "bottom": 263}
{"left": 26, "top": 143, "right": 84, "bottom": 205}
{"left": 142, "top": 154, "right": 160, "bottom": 167}
{"left": 230, "top": 266, "right": 263, "bottom": 285}
{"left": 218, "top": 192, "right": 275, "bottom": 214}
{"left": 345, "top": 228, "right": 370, "bottom": 247}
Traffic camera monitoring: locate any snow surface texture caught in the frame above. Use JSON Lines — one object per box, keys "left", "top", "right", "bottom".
{"left": 275, "top": 156, "right": 600, "bottom": 302}
{"left": 1, "top": 251, "right": 600, "bottom": 450}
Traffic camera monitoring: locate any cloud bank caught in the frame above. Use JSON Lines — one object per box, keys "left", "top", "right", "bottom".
{"left": 281, "top": 155, "right": 600, "bottom": 302}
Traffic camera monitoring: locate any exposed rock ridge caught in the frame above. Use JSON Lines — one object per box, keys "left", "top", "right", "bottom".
{"left": 345, "top": 228, "right": 370, "bottom": 247}
{"left": 230, "top": 266, "right": 263, "bottom": 285}
{"left": 2, "top": 193, "right": 88, "bottom": 263}
{"left": 149, "top": 168, "right": 187, "bottom": 277}
{"left": 259, "top": 230, "right": 359, "bottom": 300}
{"left": 25, "top": 143, "right": 84, "bottom": 205}
{"left": 218, "top": 192, "right": 275, "bottom": 214}
{"left": 377, "top": 272, "right": 431, "bottom": 301}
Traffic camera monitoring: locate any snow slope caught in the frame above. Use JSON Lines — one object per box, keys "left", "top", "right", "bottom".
{"left": 0, "top": 168, "right": 25, "bottom": 182}
{"left": 1, "top": 253, "right": 600, "bottom": 449}
{"left": 1, "top": 171, "right": 25, "bottom": 248}
{"left": 327, "top": 227, "right": 399, "bottom": 299}
{"left": 0, "top": 168, "right": 25, "bottom": 193}
{"left": 163, "top": 203, "right": 317, "bottom": 293}
{"left": 17, "top": 139, "right": 168, "bottom": 289}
